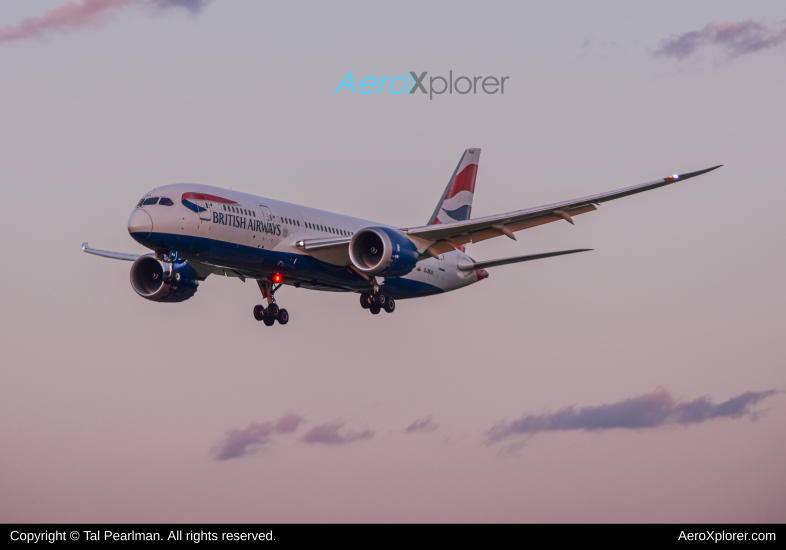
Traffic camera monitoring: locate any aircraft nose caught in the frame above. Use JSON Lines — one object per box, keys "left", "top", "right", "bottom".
{"left": 128, "top": 209, "right": 153, "bottom": 241}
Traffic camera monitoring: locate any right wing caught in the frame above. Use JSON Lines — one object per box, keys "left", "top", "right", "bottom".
{"left": 81, "top": 242, "right": 141, "bottom": 261}
{"left": 81, "top": 242, "right": 235, "bottom": 280}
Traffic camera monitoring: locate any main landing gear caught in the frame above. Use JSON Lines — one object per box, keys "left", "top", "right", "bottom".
{"left": 254, "top": 277, "right": 289, "bottom": 326}
{"left": 359, "top": 278, "right": 395, "bottom": 315}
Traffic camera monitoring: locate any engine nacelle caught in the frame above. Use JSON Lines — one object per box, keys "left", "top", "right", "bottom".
{"left": 348, "top": 227, "right": 419, "bottom": 277}
{"left": 129, "top": 256, "right": 199, "bottom": 303}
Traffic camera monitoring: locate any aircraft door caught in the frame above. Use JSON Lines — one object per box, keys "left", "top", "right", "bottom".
{"left": 438, "top": 254, "right": 446, "bottom": 271}
{"left": 258, "top": 205, "right": 276, "bottom": 242}
{"left": 196, "top": 196, "right": 212, "bottom": 221}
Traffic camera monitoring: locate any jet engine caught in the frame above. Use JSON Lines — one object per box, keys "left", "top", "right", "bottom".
{"left": 348, "top": 227, "right": 418, "bottom": 277}
{"left": 129, "top": 255, "right": 200, "bottom": 302}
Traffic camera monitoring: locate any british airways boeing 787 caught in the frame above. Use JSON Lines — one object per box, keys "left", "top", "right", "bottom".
{"left": 83, "top": 149, "right": 720, "bottom": 326}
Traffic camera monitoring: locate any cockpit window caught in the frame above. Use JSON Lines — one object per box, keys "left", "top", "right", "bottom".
{"left": 159, "top": 197, "right": 174, "bottom": 206}
{"left": 142, "top": 197, "right": 159, "bottom": 206}
{"left": 136, "top": 199, "right": 145, "bottom": 207}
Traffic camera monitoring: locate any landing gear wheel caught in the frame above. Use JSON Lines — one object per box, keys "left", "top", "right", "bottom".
{"left": 267, "top": 303, "right": 279, "bottom": 318}
{"left": 370, "top": 306, "right": 381, "bottom": 315}
{"left": 263, "top": 316, "right": 275, "bottom": 326}
{"left": 374, "top": 292, "right": 387, "bottom": 308}
{"left": 277, "top": 308, "right": 289, "bottom": 325}
{"left": 360, "top": 293, "right": 371, "bottom": 309}
{"left": 253, "top": 304, "right": 265, "bottom": 321}
{"left": 384, "top": 298, "right": 395, "bottom": 313}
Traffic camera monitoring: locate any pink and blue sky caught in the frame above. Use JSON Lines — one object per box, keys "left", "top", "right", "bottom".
{"left": 1, "top": 0, "right": 784, "bottom": 522}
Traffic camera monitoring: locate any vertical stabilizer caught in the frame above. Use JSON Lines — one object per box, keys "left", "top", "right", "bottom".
{"left": 428, "top": 148, "right": 481, "bottom": 225}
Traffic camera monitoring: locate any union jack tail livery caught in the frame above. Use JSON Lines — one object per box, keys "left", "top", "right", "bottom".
{"left": 428, "top": 148, "right": 480, "bottom": 225}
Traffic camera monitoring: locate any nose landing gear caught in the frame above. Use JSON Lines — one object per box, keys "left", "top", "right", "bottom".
{"left": 254, "top": 277, "right": 289, "bottom": 326}
{"left": 157, "top": 249, "right": 179, "bottom": 284}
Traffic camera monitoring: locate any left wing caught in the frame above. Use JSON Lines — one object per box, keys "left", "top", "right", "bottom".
{"left": 294, "top": 235, "right": 352, "bottom": 266}
{"left": 403, "top": 166, "right": 722, "bottom": 258}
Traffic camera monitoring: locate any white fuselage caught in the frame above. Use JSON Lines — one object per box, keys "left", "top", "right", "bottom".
{"left": 128, "top": 183, "right": 486, "bottom": 299}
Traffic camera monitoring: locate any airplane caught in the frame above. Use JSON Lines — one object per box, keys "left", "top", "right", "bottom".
{"left": 83, "top": 149, "right": 721, "bottom": 326}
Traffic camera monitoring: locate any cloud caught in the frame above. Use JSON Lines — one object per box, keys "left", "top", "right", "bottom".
{"left": 404, "top": 416, "right": 439, "bottom": 433}
{"left": 653, "top": 20, "right": 786, "bottom": 60}
{"left": 212, "top": 413, "right": 303, "bottom": 461}
{"left": 0, "top": 0, "right": 211, "bottom": 46}
{"left": 150, "top": 0, "right": 212, "bottom": 13}
{"left": 274, "top": 412, "right": 303, "bottom": 433}
{"left": 301, "top": 422, "right": 374, "bottom": 446}
{"left": 486, "top": 389, "right": 779, "bottom": 445}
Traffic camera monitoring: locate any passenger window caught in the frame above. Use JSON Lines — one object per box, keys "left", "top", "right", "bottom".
{"left": 159, "top": 197, "right": 174, "bottom": 206}
{"left": 142, "top": 197, "right": 159, "bottom": 205}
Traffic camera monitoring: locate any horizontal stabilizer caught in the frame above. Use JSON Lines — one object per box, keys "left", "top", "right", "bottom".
{"left": 457, "top": 249, "right": 592, "bottom": 271}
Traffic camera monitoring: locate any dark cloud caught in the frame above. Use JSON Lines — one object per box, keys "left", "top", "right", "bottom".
{"left": 404, "top": 416, "right": 439, "bottom": 433}
{"left": 301, "top": 422, "right": 374, "bottom": 445}
{"left": 0, "top": 0, "right": 211, "bottom": 46}
{"left": 486, "top": 389, "right": 778, "bottom": 445}
{"left": 653, "top": 20, "right": 786, "bottom": 60}
{"left": 212, "top": 413, "right": 303, "bottom": 461}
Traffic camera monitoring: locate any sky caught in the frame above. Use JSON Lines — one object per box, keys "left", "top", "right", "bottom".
{"left": 1, "top": 0, "right": 785, "bottom": 523}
